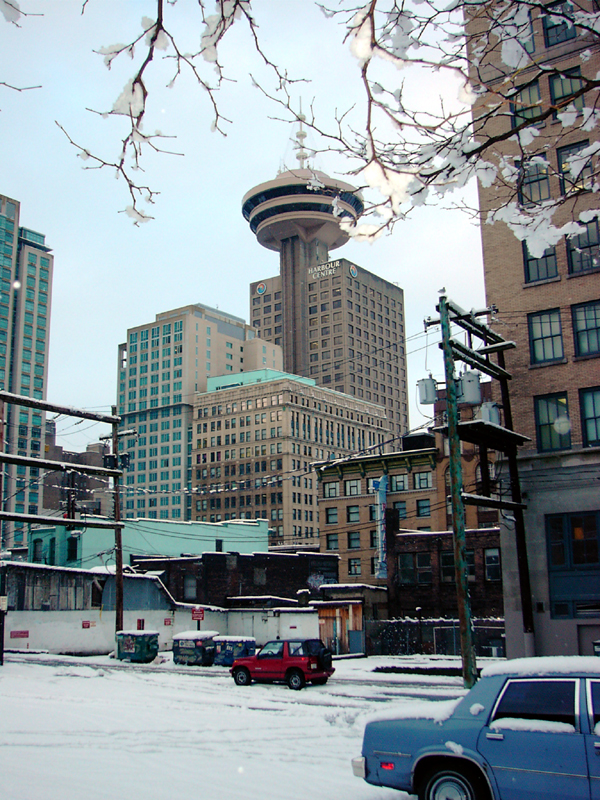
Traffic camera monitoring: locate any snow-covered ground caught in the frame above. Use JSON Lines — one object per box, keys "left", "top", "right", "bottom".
{"left": 0, "top": 653, "right": 490, "bottom": 800}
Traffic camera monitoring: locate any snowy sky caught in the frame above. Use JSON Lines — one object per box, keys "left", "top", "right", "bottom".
{"left": 2, "top": 1, "right": 486, "bottom": 449}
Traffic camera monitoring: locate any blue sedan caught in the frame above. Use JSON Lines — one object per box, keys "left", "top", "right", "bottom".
{"left": 352, "top": 656, "right": 600, "bottom": 800}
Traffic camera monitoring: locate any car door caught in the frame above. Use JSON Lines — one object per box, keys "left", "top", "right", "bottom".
{"left": 253, "top": 640, "right": 285, "bottom": 679}
{"left": 586, "top": 679, "right": 600, "bottom": 800}
{"left": 477, "top": 677, "right": 589, "bottom": 800}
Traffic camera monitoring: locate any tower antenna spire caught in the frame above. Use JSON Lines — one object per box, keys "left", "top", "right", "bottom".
{"left": 294, "top": 99, "right": 309, "bottom": 170}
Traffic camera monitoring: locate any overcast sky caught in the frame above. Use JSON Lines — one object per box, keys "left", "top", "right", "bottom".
{"left": 2, "top": 0, "right": 486, "bottom": 449}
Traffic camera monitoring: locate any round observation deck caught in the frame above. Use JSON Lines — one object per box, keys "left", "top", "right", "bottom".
{"left": 242, "top": 168, "right": 363, "bottom": 253}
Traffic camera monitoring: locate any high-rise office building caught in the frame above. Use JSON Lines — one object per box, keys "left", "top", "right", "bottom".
{"left": 191, "top": 368, "right": 392, "bottom": 545}
{"left": 116, "top": 304, "right": 282, "bottom": 521}
{"left": 468, "top": 3, "right": 600, "bottom": 656}
{"left": 0, "top": 194, "right": 53, "bottom": 551}
{"left": 242, "top": 145, "right": 408, "bottom": 437}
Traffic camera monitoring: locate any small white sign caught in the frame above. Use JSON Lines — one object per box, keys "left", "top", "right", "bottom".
{"left": 0, "top": 596, "right": 7, "bottom": 612}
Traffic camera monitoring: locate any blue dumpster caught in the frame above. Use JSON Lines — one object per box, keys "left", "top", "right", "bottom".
{"left": 172, "top": 630, "right": 219, "bottom": 666}
{"left": 213, "top": 636, "right": 256, "bottom": 666}
{"left": 116, "top": 630, "right": 160, "bottom": 663}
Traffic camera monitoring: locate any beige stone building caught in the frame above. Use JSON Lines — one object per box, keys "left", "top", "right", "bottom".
{"left": 191, "top": 368, "right": 391, "bottom": 545}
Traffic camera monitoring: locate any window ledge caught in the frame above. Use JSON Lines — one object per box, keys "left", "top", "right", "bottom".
{"left": 529, "top": 358, "right": 568, "bottom": 369}
{"left": 567, "top": 267, "right": 600, "bottom": 279}
{"left": 523, "top": 275, "right": 561, "bottom": 288}
{"left": 573, "top": 353, "right": 600, "bottom": 362}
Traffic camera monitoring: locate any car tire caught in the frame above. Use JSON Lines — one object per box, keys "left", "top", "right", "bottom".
{"left": 233, "top": 667, "right": 251, "bottom": 687}
{"left": 419, "top": 765, "right": 488, "bottom": 800}
{"left": 287, "top": 669, "right": 305, "bottom": 690}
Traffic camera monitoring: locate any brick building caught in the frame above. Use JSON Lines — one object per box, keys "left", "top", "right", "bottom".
{"left": 387, "top": 528, "right": 503, "bottom": 620}
{"left": 130, "top": 550, "right": 339, "bottom": 608}
{"left": 314, "top": 402, "right": 499, "bottom": 586}
{"left": 468, "top": 1, "right": 600, "bottom": 656}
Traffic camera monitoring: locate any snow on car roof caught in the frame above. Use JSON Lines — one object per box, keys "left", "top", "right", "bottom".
{"left": 481, "top": 656, "right": 600, "bottom": 677}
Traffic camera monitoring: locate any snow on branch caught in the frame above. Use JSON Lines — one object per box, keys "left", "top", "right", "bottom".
{"left": 280, "top": 0, "right": 600, "bottom": 252}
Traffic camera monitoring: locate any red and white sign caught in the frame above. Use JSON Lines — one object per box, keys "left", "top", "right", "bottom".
{"left": 82, "top": 621, "right": 91, "bottom": 629}
{"left": 164, "top": 618, "right": 172, "bottom": 626}
{"left": 10, "top": 630, "right": 29, "bottom": 639}
{"left": 191, "top": 608, "right": 205, "bottom": 621}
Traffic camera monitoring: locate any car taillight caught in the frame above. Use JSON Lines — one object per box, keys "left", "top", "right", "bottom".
{"left": 309, "top": 658, "right": 318, "bottom": 670}
{"left": 380, "top": 762, "right": 394, "bottom": 771}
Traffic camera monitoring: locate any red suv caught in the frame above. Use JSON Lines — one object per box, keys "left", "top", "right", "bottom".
{"left": 230, "top": 638, "right": 334, "bottom": 690}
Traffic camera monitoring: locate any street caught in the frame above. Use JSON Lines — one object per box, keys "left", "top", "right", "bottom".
{"left": 0, "top": 653, "right": 468, "bottom": 800}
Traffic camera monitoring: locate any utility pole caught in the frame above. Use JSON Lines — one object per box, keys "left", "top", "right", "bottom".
{"left": 425, "top": 296, "right": 534, "bottom": 676}
{"left": 438, "top": 294, "right": 478, "bottom": 689}
{"left": 112, "top": 406, "right": 124, "bottom": 634}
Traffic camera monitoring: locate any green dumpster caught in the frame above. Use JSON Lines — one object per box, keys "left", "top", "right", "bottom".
{"left": 116, "top": 630, "right": 160, "bottom": 663}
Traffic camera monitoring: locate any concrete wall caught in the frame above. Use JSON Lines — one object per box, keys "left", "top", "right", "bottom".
{"left": 500, "top": 449, "right": 600, "bottom": 658}
{"left": 3, "top": 606, "right": 319, "bottom": 655}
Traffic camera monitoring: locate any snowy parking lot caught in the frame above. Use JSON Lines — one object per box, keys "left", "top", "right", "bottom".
{"left": 0, "top": 653, "right": 473, "bottom": 800}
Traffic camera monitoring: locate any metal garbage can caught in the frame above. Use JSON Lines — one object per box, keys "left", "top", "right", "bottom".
{"left": 172, "top": 630, "right": 219, "bottom": 666}
{"left": 213, "top": 636, "right": 256, "bottom": 666}
{"left": 116, "top": 630, "right": 160, "bottom": 663}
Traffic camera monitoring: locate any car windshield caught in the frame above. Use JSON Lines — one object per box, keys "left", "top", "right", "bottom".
{"left": 258, "top": 641, "right": 284, "bottom": 658}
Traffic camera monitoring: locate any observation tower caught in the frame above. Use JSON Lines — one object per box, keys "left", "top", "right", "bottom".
{"left": 242, "top": 114, "right": 363, "bottom": 377}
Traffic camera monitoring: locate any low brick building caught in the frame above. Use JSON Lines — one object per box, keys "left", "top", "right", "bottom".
{"left": 131, "top": 550, "right": 339, "bottom": 608}
{"left": 387, "top": 527, "right": 503, "bottom": 620}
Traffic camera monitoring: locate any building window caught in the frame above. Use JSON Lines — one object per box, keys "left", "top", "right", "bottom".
{"left": 323, "top": 481, "right": 339, "bottom": 498}
{"left": 440, "top": 551, "right": 455, "bottom": 582}
{"left": 325, "top": 507, "right": 338, "bottom": 524}
{"left": 348, "top": 531, "right": 361, "bottom": 549}
{"left": 542, "top": 1, "right": 577, "bottom": 48}
{"left": 572, "top": 300, "right": 600, "bottom": 357}
{"left": 416, "top": 498, "right": 431, "bottom": 517}
{"left": 549, "top": 68, "right": 584, "bottom": 118}
{"left": 66, "top": 536, "right": 78, "bottom": 562}
{"left": 567, "top": 219, "right": 600, "bottom": 274}
{"left": 485, "top": 548, "right": 502, "bottom": 581}
{"left": 557, "top": 141, "right": 593, "bottom": 195}
{"left": 390, "top": 474, "right": 408, "bottom": 492}
{"left": 511, "top": 81, "right": 542, "bottom": 127}
{"left": 347, "top": 505, "right": 360, "bottom": 523}
{"left": 534, "top": 392, "right": 571, "bottom": 452}
{"left": 519, "top": 156, "right": 550, "bottom": 205}
{"left": 326, "top": 533, "right": 338, "bottom": 550}
{"left": 398, "top": 553, "right": 415, "bottom": 583}
{"left": 344, "top": 479, "right": 361, "bottom": 496}
{"left": 393, "top": 500, "right": 407, "bottom": 519}
{"left": 580, "top": 387, "right": 600, "bottom": 447}
{"left": 348, "top": 558, "right": 362, "bottom": 576}
{"left": 416, "top": 552, "right": 432, "bottom": 583}
{"left": 546, "top": 511, "right": 600, "bottom": 618}
{"left": 413, "top": 471, "right": 432, "bottom": 490}
{"left": 523, "top": 242, "right": 558, "bottom": 283}
{"left": 528, "top": 309, "right": 563, "bottom": 364}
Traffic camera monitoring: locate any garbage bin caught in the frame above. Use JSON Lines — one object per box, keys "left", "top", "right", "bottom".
{"left": 213, "top": 636, "right": 256, "bottom": 666}
{"left": 116, "top": 630, "right": 160, "bottom": 663}
{"left": 593, "top": 640, "right": 600, "bottom": 657}
{"left": 173, "top": 630, "right": 219, "bottom": 666}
